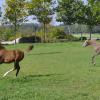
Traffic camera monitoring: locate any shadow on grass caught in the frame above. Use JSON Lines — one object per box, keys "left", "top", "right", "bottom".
{"left": 28, "top": 51, "right": 63, "bottom": 56}
{"left": 10, "top": 73, "right": 64, "bottom": 83}
{"left": 24, "top": 73, "right": 63, "bottom": 78}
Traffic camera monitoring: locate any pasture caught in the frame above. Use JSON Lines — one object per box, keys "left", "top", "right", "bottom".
{"left": 0, "top": 42, "right": 100, "bottom": 100}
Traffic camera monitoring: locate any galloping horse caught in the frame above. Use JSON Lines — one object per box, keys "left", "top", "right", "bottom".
{"left": 83, "top": 39, "right": 100, "bottom": 65}
{"left": 0, "top": 44, "right": 33, "bottom": 77}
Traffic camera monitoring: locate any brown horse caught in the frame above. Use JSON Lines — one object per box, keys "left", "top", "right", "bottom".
{"left": 83, "top": 39, "right": 100, "bottom": 65}
{"left": 0, "top": 44, "right": 33, "bottom": 77}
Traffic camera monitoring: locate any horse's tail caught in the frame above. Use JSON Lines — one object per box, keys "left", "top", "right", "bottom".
{"left": 25, "top": 45, "right": 34, "bottom": 53}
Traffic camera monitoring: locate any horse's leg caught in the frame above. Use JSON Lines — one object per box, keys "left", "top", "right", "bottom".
{"left": 3, "top": 68, "right": 15, "bottom": 77}
{"left": 3, "top": 62, "right": 17, "bottom": 77}
{"left": 92, "top": 55, "right": 95, "bottom": 66}
{"left": 91, "top": 53, "right": 98, "bottom": 66}
{"left": 14, "top": 61, "right": 20, "bottom": 77}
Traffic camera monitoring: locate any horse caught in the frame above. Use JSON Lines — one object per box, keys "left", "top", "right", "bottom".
{"left": 0, "top": 44, "right": 33, "bottom": 77}
{"left": 83, "top": 39, "right": 100, "bottom": 65}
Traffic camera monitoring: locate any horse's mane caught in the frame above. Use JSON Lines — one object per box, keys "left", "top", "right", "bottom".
{"left": 0, "top": 44, "right": 6, "bottom": 49}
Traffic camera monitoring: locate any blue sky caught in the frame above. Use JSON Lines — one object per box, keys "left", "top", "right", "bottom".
{"left": 0, "top": 0, "right": 5, "bottom": 12}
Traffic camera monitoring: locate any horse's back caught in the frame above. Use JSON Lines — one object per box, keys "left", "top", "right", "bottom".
{"left": 3, "top": 49, "right": 24, "bottom": 63}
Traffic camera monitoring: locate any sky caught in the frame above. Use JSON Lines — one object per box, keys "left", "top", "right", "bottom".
{"left": 0, "top": 0, "right": 5, "bottom": 12}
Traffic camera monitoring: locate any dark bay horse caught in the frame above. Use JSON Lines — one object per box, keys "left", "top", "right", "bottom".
{"left": 83, "top": 39, "right": 100, "bottom": 65}
{"left": 0, "top": 44, "right": 33, "bottom": 77}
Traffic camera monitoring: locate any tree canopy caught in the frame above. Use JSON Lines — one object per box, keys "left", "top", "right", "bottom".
{"left": 28, "top": 0, "right": 54, "bottom": 42}
{"left": 5, "top": 0, "right": 27, "bottom": 43}
{"left": 5, "top": 0, "right": 27, "bottom": 28}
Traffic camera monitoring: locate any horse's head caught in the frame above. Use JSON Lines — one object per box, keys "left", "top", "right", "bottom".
{"left": 82, "top": 39, "right": 91, "bottom": 47}
{"left": 82, "top": 39, "right": 97, "bottom": 47}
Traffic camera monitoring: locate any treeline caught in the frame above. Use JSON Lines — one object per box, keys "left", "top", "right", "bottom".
{"left": 0, "top": 0, "right": 100, "bottom": 42}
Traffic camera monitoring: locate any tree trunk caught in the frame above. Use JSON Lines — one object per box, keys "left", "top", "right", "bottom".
{"left": 14, "top": 12, "right": 17, "bottom": 45}
{"left": 34, "top": 30, "right": 37, "bottom": 43}
{"left": 14, "top": 24, "right": 17, "bottom": 44}
{"left": 81, "top": 32, "right": 83, "bottom": 41}
{"left": 43, "top": 23, "right": 46, "bottom": 42}
{"left": 68, "top": 25, "right": 71, "bottom": 34}
{"left": 89, "top": 26, "right": 92, "bottom": 40}
{"left": 33, "top": 25, "right": 37, "bottom": 43}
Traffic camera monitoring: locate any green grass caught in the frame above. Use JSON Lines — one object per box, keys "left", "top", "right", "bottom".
{"left": 0, "top": 42, "right": 100, "bottom": 100}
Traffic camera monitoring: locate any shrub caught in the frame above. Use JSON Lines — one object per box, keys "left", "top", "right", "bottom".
{"left": 8, "top": 33, "right": 25, "bottom": 41}
{"left": 79, "top": 37, "right": 87, "bottom": 40}
{"left": 19, "top": 36, "right": 41, "bottom": 43}
{"left": 55, "top": 29, "right": 78, "bottom": 41}
{"left": 0, "top": 28, "right": 14, "bottom": 41}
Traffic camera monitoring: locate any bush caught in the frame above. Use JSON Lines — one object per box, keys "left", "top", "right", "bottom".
{"left": 19, "top": 36, "right": 41, "bottom": 43}
{"left": 0, "top": 28, "right": 14, "bottom": 41}
{"left": 48, "top": 27, "right": 64, "bottom": 39}
{"left": 8, "top": 33, "right": 25, "bottom": 41}
{"left": 79, "top": 37, "right": 87, "bottom": 40}
{"left": 55, "top": 29, "right": 78, "bottom": 41}
{"left": 0, "top": 27, "right": 27, "bottom": 41}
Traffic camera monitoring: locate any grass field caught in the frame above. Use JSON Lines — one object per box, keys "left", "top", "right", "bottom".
{"left": 0, "top": 42, "right": 100, "bottom": 100}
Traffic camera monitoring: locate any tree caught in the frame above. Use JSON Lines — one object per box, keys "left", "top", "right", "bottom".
{"left": 56, "top": 0, "right": 83, "bottom": 34}
{"left": 5, "top": 0, "right": 27, "bottom": 44}
{"left": 74, "top": 0, "right": 86, "bottom": 40}
{"left": 28, "top": 0, "right": 53, "bottom": 42}
{"left": 84, "top": 0, "right": 100, "bottom": 39}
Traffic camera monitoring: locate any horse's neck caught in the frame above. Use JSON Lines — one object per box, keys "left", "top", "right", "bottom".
{"left": 90, "top": 41, "right": 100, "bottom": 49}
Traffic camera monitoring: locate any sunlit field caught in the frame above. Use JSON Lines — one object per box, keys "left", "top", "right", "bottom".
{"left": 0, "top": 42, "right": 100, "bottom": 100}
